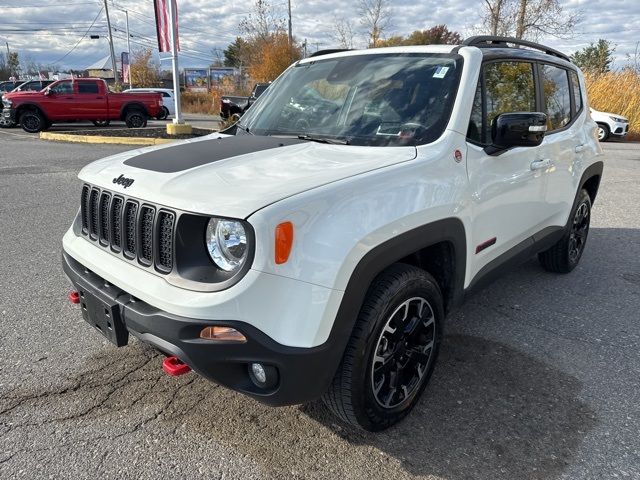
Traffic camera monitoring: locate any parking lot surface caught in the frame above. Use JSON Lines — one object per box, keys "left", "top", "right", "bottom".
{"left": 0, "top": 133, "right": 638, "bottom": 479}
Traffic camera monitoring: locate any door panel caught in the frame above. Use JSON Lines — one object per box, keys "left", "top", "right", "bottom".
{"left": 466, "top": 61, "right": 552, "bottom": 279}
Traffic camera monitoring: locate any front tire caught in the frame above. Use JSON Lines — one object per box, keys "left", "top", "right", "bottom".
{"left": 20, "top": 110, "right": 46, "bottom": 133}
{"left": 323, "top": 264, "right": 443, "bottom": 431}
{"left": 125, "top": 110, "right": 147, "bottom": 128}
{"left": 538, "top": 189, "right": 592, "bottom": 273}
{"left": 156, "top": 106, "right": 169, "bottom": 120}
{"left": 597, "top": 123, "right": 610, "bottom": 142}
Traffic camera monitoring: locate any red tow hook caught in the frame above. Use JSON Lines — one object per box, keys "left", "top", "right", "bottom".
{"left": 68, "top": 291, "right": 81, "bottom": 304}
{"left": 162, "top": 356, "right": 191, "bottom": 376}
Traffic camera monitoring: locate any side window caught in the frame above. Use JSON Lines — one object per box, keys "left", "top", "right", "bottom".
{"left": 78, "top": 82, "right": 99, "bottom": 94}
{"left": 50, "top": 81, "right": 73, "bottom": 95}
{"left": 162, "top": 92, "right": 171, "bottom": 98}
{"left": 467, "top": 61, "right": 536, "bottom": 145}
{"left": 541, "top": 65, "right": 571, "bottom": 131}
{"left": 569, "top": 70, "right": 583, "bottom": 113}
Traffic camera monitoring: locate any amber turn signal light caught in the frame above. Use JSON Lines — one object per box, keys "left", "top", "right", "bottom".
{"left": 275, "top": 221, "right": 294, "bottom": 264}
{"left": 200, "top": 326, "right": 247, "bottom": 343}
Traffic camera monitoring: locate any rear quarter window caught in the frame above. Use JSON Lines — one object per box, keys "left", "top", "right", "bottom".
{"left": 569, "top": 70, "right": 583, "bottom": 113}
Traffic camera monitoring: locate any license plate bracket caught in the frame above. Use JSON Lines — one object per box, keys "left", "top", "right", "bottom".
{"left": 78, "top": 289, "right": 129, "bottom": 347}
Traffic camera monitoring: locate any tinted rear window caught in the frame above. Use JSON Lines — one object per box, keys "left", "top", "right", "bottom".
{"left": 78, "top": 83, "right": 99, "bottom": 94}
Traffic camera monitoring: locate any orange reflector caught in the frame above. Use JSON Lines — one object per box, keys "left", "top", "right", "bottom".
{"left": 275, "top": 221, "right": 294, "bottom": 264}
{"left": 200, "top": 326, "right": 247, "bottom": 343}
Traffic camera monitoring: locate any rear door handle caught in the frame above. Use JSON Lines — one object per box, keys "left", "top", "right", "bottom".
{"left": 575, "top": 144, "right": 587, "bottom": 153}
{"left": 530, "top": 159, "right": 552, "bottom": 171}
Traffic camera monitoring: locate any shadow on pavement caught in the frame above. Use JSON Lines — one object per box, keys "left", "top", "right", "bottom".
{"left": 303, "top": 333, "right": 597, "bottom": 479}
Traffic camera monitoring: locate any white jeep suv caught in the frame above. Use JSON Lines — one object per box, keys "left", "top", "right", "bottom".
{"left": 62, "top": 36, "right": 603, "bottom": 431}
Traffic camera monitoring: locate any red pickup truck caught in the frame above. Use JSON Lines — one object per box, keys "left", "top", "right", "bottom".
{"left": 1, "top": 78, "right": 163, "bottom": 133}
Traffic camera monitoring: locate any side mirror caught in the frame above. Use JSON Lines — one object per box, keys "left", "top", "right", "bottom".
{"left": 488, "top": 112, "right": 547, "bottom": 154}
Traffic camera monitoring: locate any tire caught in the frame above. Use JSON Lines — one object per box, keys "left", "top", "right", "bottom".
{"left": 538, "top": 189, "right": 592, "bottom": 273}
{"left": 597, "top": 123, "right": 610, "bottom": 142}
{"left": 322, "top": 264, "right": 444, "bottom": 431}
{"left": 20, "top": 110, "right": 46, "bottom": 133}
{"left": 125, "top": 110, "right": 147, "bottom": 129}
{"left": 156, "top": 107, "right": 169, "bottom": 120}
{"left": 92, "top": 120, "right": 111, "bottom": 127}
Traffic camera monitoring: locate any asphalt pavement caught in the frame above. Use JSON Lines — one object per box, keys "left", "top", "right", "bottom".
{"left": 0, "top": 132, "right": 638, "bottom": 479}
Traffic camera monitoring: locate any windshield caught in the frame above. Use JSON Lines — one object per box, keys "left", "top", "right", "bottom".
{"left": 240, "top": 53, "right": 462, "bottom": 146}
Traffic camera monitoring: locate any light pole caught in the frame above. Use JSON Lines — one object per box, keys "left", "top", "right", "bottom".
{"left": 102, "top": 0, "right": 119, "bottom": 88}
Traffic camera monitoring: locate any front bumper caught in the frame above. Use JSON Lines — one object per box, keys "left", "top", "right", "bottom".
{"left": 611, "top": 121, "right": 629, "bottom": 137}
{"left": 1, "top": 106, "right": 16, "bottom": 125}
{"left": 62, "top": 251, "right": 343, "bottom": 406}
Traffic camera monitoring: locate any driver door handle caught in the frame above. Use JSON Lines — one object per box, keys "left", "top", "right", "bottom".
{"left": 530, "top": 158, "right": 552, "bottom": 171}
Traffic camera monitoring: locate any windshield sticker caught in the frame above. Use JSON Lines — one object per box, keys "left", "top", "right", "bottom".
{"left": 433, "top": 66, "right": 450, "bottom": 79}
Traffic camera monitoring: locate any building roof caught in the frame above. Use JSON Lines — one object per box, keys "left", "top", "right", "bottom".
{"left": 85, "top": 55, "right": 120, "bottom": 71}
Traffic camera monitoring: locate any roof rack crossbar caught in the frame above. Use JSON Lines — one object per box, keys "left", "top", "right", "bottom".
{"left": 462, "top": 36, "right": 571, "bottom": 62}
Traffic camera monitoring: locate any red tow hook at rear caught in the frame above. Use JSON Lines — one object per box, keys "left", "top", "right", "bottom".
{"left": 162, "top": 356, "right": 192, "bottom": 376}
{"left": 68, "top": 291, "right": 80, "bottom": 304}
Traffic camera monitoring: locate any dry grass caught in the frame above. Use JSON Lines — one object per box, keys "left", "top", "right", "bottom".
{"left": 180, "top": 80, "right": 252, "bottom": 116}
{"left": 585, "top": 70, "right": 640, "bottom": 140}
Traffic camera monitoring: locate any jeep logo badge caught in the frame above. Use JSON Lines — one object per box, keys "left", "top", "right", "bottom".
{"left": 113, "top": 174, "right": 134, "bottom": 188}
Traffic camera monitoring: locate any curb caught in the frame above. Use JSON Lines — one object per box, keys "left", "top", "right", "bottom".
{"left": 40, "top": 131, "right": 177, "bottom": 146}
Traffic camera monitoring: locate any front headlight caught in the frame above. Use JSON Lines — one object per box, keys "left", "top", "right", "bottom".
{"left": 206, "top": 217, "right": 248, "bottom": 272}
{"left": 609, "top": 115, "right": 626, "bottom": 123}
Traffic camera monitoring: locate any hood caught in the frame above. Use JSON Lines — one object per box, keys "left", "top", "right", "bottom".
{"left": 78, "top": 134, "right": 417, "bottom": 218}
{"left": 590, "top": 108, "right": 628, "bottom": 122}
{"left": 4, "top": 90, "right": 44, "bottom": 100}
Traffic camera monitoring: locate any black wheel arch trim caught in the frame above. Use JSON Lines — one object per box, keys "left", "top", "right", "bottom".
{"left": 15, "top": 102, "right": 49, "bottom": 121}
{"left": 578, "top": 160, "right": 603, "bottom": 205}
{"left": 120, "top": 102, "right": 150, "bottom": 119}
{"left": 324, "top": 218, "right": 467, "bottom": 380}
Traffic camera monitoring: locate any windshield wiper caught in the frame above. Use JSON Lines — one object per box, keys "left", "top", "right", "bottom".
{"left": 297, "top": 134, "right": 349, "bottom": 145}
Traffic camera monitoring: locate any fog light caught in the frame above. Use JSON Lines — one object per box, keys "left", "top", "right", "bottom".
{"left": 251, "top": 363, "right": 267, "bottom": 384}
{"left": 200, "top": 326, "right": 246, "bottom": 343}
{"left": 248, "top": 362, "right": 278, "bottom": 389}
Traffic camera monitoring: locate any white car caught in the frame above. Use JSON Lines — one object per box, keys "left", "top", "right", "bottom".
{"left": 590, "top": 107, "right": 629, "bottom": 141}
{"left": 124, "top": 87, "right": 174, "bottom": 120}
{"left": 62, "top": 36, "right": 603, "bottom": 431}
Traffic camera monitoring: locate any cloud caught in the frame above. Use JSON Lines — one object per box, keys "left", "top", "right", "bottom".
{"left": 1, "top": 0, "right": 637, "bottom": 71}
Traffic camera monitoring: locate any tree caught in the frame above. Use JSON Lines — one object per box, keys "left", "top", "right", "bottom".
{"left": 223, "top": 37, "right": 251, "bottom": 69}
{"left": 333, "top": 19, "right": 355, "bottom": 49}
{"left": 571, "top": 40, "right": 615, "bottom": 75}
{"left": 129, "top": 49, "right": 161, "bottom": 87}
{"left": 0, "top": 53, "right": 10, "bottom": 80}
{"left": 377, "top": 26, "right": 463, "bottom": 47}
{"left": 481, "top": 0, "right": 580, "bottom": 40}
{"left": 358, "top": 0, "right": 392, "bottom": 48}
{"left": 248, "top": 31, "right": 302, "bottom": 82}
{"left": 239, "top": 0, "right": 285, "bottom": 41}
{"left": 7, "top": 52, "right": 20, "bottom": 78}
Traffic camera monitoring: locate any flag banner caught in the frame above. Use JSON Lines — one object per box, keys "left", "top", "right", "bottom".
{"left": 121, "top": 52, "right": 130, "bottom": 83}
{"left": 154, "top": 0, "right": 180, "bottom": 53}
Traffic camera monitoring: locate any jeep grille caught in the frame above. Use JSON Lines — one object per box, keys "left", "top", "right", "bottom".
{"left": 79, "top": 184, "right": 175, "bottom": 273}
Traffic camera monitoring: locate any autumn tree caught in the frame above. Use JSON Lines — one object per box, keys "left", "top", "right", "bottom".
{"left": 571, "top": 40, "right": 615, "bottom": 75}
{"left": 359, "top": 0, "right": 392, "bottom": 47}
{"left": 248, "top": 31, "right": 302, "bottom": 82}
{"left": 481, "top": 0, "right": 580, "bottom": 40}
{"left": 238, "top": 0, "right": 302, "bottom": 82}
{"left": 378, "top": 25, "right": 462, "bottom": 47}
{"left": 7, "top": 52, "right": 20, "bottom": 78}
{"left": 130, "top": 49, "right": 161, "bottom": 87}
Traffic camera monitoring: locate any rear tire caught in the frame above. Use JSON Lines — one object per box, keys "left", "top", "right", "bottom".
{"left": 20, "top": 110, "right": 46, "bottom": 133}
{"left": 597, "top": 123, "right": 610, "bottom": 142}
{"left": 538, "top": 189, "right": 592, "bottom": 273}
{"left": 125, "top": 110, "right": 147, "bottom": 128}
{"left": 322, "top": 264, "right": 444, "bottom": 431}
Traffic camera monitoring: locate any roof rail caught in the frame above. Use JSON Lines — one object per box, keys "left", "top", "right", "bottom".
{"left": 462, "top": 36, "right": 571, "bottom": 63}
{"left": 308, "top": 49, "right": 351, "bottom": 58}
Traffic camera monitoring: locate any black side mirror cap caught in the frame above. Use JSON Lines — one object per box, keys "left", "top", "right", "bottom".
{"left": 486, "top": 112, "right": 548, "bottom": 155}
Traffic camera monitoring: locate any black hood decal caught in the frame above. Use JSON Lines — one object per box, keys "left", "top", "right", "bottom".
{"left": 123, "top": 135, "right": 306, "bottom": 173}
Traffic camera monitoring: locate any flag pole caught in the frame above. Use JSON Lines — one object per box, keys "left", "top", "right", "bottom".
{"left": 168, "top": 0, "right": 183, "bottom": 125}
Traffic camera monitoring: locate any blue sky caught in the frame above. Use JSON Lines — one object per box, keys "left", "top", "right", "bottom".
{"left": 1, "top": 0, "right": 639, "bottom": 72}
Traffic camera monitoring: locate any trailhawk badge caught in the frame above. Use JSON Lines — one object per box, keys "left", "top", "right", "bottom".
{"left": 113, "top": 174, "right": 134, "bottom": 188}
